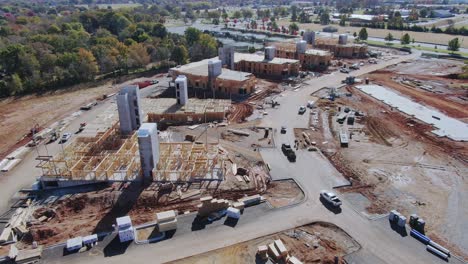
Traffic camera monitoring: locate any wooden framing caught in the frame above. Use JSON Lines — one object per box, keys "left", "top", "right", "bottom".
{"left": 153, "top": 142, "right": 225, "bottom": 183}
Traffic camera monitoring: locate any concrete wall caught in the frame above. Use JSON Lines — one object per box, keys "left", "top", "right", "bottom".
{"left": 218, "top": 46, "right": 235, "bottom": 70}
{"left": 117, "top": 85, "right": 142, "bottom": 135}
{"left": 303, "top": 31, "right": 315, "bottom": 46}
{"left": 138, "top": 123, "right": 159, "bottom": 181}
{"left": 296, "top": 40, "right": 307, "bottom": 54}
{"left": 175, "top": 75, "right": 188, "bottom": 105}
{"left": 265, "top": 46, "right": 276, "bottom": 60}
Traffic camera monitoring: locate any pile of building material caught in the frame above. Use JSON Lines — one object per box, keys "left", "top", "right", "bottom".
{"left": 197, "top": 196, "right": 230, "bottom": 217}
{"left": 156, "top": 210, "right": 178, "bottom": 232}
{"left": 257, "top": 239, "right": 303, "bottom": 264}
{"left": 0, "top": 206, "right": 35, "bottom": 244}
{"left": 8, "top": 245, "right": 43, "bottom": 264}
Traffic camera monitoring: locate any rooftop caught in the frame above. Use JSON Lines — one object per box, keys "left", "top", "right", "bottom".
{"left": 171, "top": 58, "right": 253, "bottom": 82}
{"left": 142, "top": 98, "right": 230, "bottom": 115}
{"left": 234, "top": 52, "right": 299, "bottom": 65}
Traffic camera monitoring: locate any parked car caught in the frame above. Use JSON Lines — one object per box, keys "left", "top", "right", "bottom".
{"left": 280, "top": 126, "right": 287, "bottom": 134}
{"left": 298, "top": 106, "right": 306, "bottom": 115}
{"left": 60, "top": 133, "right": 72, "bottom": 143}
{"left": 282, "top": 143, "right": 292, "bottom": 154}
{"left": 320, "top": 190, "right": 342, "bottom": 207}
{"left": 340, "top": 68, "right": 350, "bottom": 73}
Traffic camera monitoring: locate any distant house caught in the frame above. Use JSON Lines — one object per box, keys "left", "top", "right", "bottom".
{"left": 432, "top": 10, "right": 454, "bottom": 18}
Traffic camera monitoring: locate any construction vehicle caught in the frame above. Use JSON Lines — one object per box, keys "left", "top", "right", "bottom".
{"left": 77, "top": 123, "right": 86, "bottom": 133}
{"left": 47, "top": 129, "right": 59, "bottom": 144}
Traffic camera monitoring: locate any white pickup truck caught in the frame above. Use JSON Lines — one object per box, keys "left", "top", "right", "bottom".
{"left": 320, "top": 190, "right": 342, "bottom": 207}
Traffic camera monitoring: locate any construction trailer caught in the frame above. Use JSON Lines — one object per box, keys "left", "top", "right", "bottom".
{"left": 339, "top": 130, "right": 349, "bottom": 148}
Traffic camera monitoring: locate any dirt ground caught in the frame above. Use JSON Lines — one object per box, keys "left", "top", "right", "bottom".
{"left": 20, "top": 176, "right": 305, "bottom": 248}
{"left": 228, "top": 79, "right": 281, "bottom": 123}
{"left": 263, "top": 180, "right": 304, "bottom": 208}
{"left": 0, "top": 74, "right": 165, "bottom": 159}
{"left": 305, "top": 57, "right": 468, "bottom": 260}
{"left": 276, "top": 21, "right": 468, "bottom": 49}
{"left": 170, "top": 222, "right": 360, "bottom": 264}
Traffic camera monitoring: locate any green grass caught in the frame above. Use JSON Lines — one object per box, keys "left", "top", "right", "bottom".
{"left": 364, "top": 40, "right": 468, "bottom": 57}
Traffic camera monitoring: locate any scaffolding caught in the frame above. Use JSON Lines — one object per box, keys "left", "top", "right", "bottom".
{"left": 153, "top": 142, "right": 225, "bottom": 182}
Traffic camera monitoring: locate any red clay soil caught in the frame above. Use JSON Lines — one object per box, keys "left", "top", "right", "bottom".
{"left": 27, "top": 186, "right": 264, "bottom": 246}
{"left": 228, "top": 103, "right": 253, "bottom": 123}
{"left": 367, "top": 71, "right": 468, "bottom": 119}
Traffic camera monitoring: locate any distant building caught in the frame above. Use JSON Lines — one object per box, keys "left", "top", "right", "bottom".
{"left": 432, "top": 10, "right": 454, "bottom": 18}
{"left": 315, "top": 39, "right": 368, "bottom": 59}
{"left": 233, "top": 52, "right": 301, "bottom": 79}
{"left": 169, "top": 59, "right": 256, "bottom": 95}
{"left": 272, "top": 42, "right": 332, "bottom": 71}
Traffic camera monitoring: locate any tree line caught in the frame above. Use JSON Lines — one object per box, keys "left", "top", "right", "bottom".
{"left": 0, "top": 2, "right": 218, "bottom": 97}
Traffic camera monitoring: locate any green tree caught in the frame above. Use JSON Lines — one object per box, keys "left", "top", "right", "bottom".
{"left": 232, "top": 10, "right": 242, "bottom": 19}
{"left": 401, "top": 33, "right": 411, "bottom": 45}
{"left": 384, "top": 33, "right": 394, "bottom": 42}
{"left": 291, "top": 6, "right": 298, "bottom": 22}
{"left": 448, "top": 37, "right": 460, "bottom": 52}
{"left": 289, "top": 22, "right": 299, "bottom": 33}
{"left": 241, "top": 9, "right": 253, "bottom": 20}
{"left": 339, "top": 15, "right": 346, "bottom": 26}
{"left": 185, "top": 27, "right": 201, "bottom": 46}
{"left": 75, "top": 48, "right": 99, "bottom": 81}
{"left": 419, "top": 8, "right": 428, "bottom": 18}
{"left": 127, "top": 43, "right": 150, "bottom": 68}
{"left": 152, "top": 23, "right": 167, "bottom": 38}
{"left": 8, "top": 74, "right": 24, "bottom": 95}
{"left": 248, "top": 46, "right": 256, "bottom": 53}
{"left": 320, "top": 12, "right": 330, "bottom": 25}
{"left": 189, "top": 33, "right": 218, "bottom": 61}
{"left": 171, "top": 45, "right": 189, "bottom": 65}
{"left": 359, "top": 28, "right": 368, "bottom": 40}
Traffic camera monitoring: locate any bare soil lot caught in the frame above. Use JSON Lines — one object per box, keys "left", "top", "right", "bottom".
{"left": 170, "top": 222, "right": 360, "bottom": 264}
{"left": 0, "top": 74, "right": 164, "bottom": 159}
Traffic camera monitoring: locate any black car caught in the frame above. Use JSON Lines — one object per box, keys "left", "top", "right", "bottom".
{"left": 281, "top": 144, "right": 296, "bottom": 162}
{"left": 280, "top": 126, "right": 287, "bottom": 134}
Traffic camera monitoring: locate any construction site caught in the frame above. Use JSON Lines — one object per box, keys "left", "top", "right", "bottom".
{"left": 0, "top": 28, "right": 467, "bottom": 264}
{"left": 294, "top": 56, "right": 468, "bottom": 259}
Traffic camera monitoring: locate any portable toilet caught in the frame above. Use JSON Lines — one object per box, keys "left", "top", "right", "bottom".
{"left": 397, "top": 215, "right": 407, "bottom": 227}
{"left": 66, "top": 237, "right": 83, "bottom": 252}
{"left": 83, "top": 234, "right": 98, "bottom": 247}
